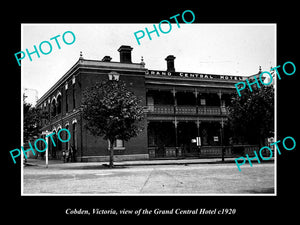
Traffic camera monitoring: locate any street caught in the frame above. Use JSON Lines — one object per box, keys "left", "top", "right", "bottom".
{"left": 22, "top": 159, "right": 275, "bottom": 195}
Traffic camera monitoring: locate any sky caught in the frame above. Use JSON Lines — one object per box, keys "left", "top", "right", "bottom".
{"left": 21, "top": 23, "right": 276, "bottom": 102}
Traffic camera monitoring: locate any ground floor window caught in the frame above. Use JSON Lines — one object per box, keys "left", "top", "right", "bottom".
{"left": 108, "top": 139, "right": 125, "bottom": 150}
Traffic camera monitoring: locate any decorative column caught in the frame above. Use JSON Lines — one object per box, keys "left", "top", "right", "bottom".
{"left": 218, "top": 91, "right": 227, "bottom": 114}
{"left": 173, "top": 119, "right": 179, "bottom": 157}
{"left": 173, "top": 119, "right": 178, "bottom": 147}
{"left": 172, "top": 87, "right": 178, "bottom": 148}
{"left": 194, "top": 88, "right": 198, "bottom": 115}
{"left": 220, "top": 118, "right": 225, "bottom": 162}
{"left": 172, "top": 87, "right": 177, "bottom": 106}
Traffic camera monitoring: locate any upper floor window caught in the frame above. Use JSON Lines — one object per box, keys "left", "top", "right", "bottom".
{"left": 51, "top": 99, "right": 56, "bottom": 117}
{"left": 72, "top": 83, "right": 76, "bottom": 109}
{"left": 65, "top": 89, "right": 69, "bottom": 113}
{"left": 57, "top": 95, "right": 62, "bottom": 114}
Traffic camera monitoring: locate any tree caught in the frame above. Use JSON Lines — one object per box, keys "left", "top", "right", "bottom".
{"left": 81, "top": 79, "right": 144, "bottom": 168}
{"left": 227, "top": 85, "right": 274, "bottom": 146}
{"left": 23, "top": 94, "right": 44, "bottom": 142}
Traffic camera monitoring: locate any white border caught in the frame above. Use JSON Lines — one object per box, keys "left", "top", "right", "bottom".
{"left": 274, "top": 23, "right": 277, "bottom": 195}
{"left": 21, "top": 24, "right": 24, "bottom": 195}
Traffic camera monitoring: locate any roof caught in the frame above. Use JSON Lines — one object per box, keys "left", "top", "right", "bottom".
{"left": 36, "top": 58, "right": 146, "bottom": 105}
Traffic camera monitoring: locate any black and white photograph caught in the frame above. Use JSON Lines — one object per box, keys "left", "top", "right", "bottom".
{"left": 4, "top": 5, "right": 298, "bottom": 222}
{"left": 21, "top": 23, "right": 276, "bottom": 195}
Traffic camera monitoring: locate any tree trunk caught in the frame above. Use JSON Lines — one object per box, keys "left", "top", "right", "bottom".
{"left": 109, "top": 139, "right": 114, "bottom": 168}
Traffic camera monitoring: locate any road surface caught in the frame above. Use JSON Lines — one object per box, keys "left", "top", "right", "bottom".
{"left": 23, "top": 161, "right": 275, "bottom": 195}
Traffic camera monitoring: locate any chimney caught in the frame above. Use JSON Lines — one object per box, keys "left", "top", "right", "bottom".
{"left": 165, "top": 55, "right": 176, "bottom": 72}
{"left": 102, "top": 56, "right": 112, "bottom": 62}
{"left": 118, "top": 45, "right": 133, "bottom": 63}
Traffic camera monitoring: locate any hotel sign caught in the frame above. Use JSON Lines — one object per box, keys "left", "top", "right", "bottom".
{"left": 145, "top": 70, "right": 244, "bottom": 81}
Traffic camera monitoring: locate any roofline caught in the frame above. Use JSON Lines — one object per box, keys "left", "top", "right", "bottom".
{"left": 36, "top": 58, "right": 259, "bottom": 106}
{"left": 37, "top": 59, "right": 80, "bottom": 106}
{"left": 36, "top": 58, "right": 146, "bottom": 106}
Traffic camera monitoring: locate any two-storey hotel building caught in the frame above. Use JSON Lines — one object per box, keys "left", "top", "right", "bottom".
{"left": 35, "top": 45, "right": 259, "bottom": 162}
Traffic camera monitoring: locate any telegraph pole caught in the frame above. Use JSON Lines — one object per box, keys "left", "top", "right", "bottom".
{"left": 42, "top": 131, "right": 50, "bottom": 168}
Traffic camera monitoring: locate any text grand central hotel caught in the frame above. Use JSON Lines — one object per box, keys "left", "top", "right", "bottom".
{"left": 36, "top": 45, "right": 259, "bottom": 162}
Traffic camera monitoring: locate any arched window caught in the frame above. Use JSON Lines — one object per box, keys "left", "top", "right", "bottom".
{"left": 57, "top": 95, "right": 62, "bottom": 114}
{"left": 72, "top": 83, "right": 76, "bottom": 109}
{"left": 71, "top": 120, "right": 77, "bottom": 162}
{"left": 72, "top": 120, "right": 77, "bottom": 151}
{"left": 51, "top": 99, "right": 57, "bottom": 117}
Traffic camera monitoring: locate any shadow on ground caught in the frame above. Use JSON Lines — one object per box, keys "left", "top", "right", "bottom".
{"left": 59, "top": 164, "right": 129, "bottom": 170}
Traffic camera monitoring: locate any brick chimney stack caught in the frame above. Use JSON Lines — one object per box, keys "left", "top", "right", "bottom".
{"left": 165, "top": 55, "right": 176, "bottom": 72}
{"left": 118, "top": 45, "right": 133, "bottom": 63}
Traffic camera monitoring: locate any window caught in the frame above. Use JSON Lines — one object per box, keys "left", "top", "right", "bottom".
{"left": 72, "top": 122, "right": 77, "bottom": 150}
{"left": 200, "top": 98, "right": 206, "bottom": 106}
{"left": 51, "top": 99, "right": 56, "bottom": 117}
{"left": 72, "top": 84, "right": 76, "bottom": 109}
{"left": 57, "top": 95, "right": 62, "bottom": 114}
{"left": 115, "top": 139, "right": 124, "bottom": 148}
{"left": 65, "top": 89, "right": 69, "bottom": 112}
{"left": 146, "top": 96, "right": 154, "bottom": 112}
{"left": 108, "top": 139, "right": 125, "bottom": 150}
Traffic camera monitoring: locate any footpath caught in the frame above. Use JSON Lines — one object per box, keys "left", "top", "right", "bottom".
{"left": 24, "top": 157, "right": 273, "bottom": 169}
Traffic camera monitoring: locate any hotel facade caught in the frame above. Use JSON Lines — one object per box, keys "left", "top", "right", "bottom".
{"left": 35, "top": 45, "right": 260, "bottom": 162}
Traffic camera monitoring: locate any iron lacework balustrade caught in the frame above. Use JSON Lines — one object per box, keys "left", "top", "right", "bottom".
{"left": 146, "top": 105, "right": 228, "bottom": 116}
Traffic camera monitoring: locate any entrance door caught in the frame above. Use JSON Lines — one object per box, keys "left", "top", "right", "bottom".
{"left": 178, "top": 122, "right": 198, "bottom": 157}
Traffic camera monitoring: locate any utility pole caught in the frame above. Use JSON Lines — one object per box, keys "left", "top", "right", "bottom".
{"left": 42, "top": 130, "right": 51, "bottom": 168}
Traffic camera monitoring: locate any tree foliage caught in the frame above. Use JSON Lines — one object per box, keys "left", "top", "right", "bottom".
{"left": 23, "top": 95, "right": 45, "bottom": 142}
{"left": 81, "top": 79, "right": 144, "bottom": 167}
{"left": 227, "top": 85, "right": 274, "bottom": 146}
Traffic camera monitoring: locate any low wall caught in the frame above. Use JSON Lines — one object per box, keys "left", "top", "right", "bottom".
{"left": 148, "top": 145, "right": 261, "bottom": 158}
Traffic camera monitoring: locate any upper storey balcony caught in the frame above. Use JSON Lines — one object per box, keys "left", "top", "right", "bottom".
{"left": 146, "top": 89, "right": 231, "bottom": 117}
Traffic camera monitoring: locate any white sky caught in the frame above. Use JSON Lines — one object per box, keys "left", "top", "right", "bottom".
{"left": 21, "top": 23, "right": 276, "bottom": 99}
